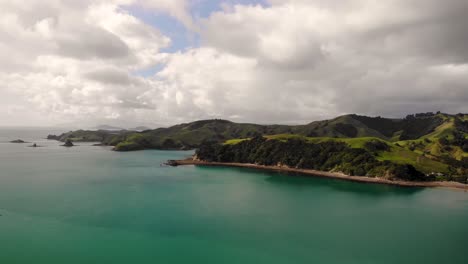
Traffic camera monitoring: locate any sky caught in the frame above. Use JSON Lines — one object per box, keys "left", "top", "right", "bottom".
{"left": 0, "top": 0, "right": 467, "bottom": 128}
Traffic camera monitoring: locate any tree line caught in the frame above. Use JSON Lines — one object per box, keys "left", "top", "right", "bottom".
{"left": 196, "top": 135, "right": 427, "bottom": 181}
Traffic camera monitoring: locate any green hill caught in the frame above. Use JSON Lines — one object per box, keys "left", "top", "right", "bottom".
{"left": 200, "top": 131, "right": 467, "bottom": 183}
{"left": 47, "top": 112, "right": 467, "bottom": 181}
{"left": 48, "top": 112, "right": 467, "bottom": 152}
{"left": 290, "top": 113, "right": 445, "bottom": 140}
{"left": 220, "top": 115, "right": 467, "bottom": 182}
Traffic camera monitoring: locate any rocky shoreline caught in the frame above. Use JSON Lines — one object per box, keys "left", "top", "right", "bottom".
{"left": 168, "top": 158, "right": 468, "bottom": 191}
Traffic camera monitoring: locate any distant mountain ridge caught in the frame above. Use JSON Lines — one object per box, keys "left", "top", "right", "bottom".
{"left": 47, "top": 112, "right": 465, "bottom": 149}
{"left": 91, "top": 125, "right": 152, "bottom": 131}
{"left": 129, "top": 126, "right": 151, "bottom": 131}
{"left": 94, "top": 125, "right": 124, "bottom": 131}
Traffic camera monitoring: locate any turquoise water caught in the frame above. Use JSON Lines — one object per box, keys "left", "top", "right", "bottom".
{"left": 0, "top": 130, "right": 467, "bottom": 263}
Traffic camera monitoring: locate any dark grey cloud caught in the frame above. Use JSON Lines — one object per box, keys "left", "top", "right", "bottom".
{"left": 84, "top": 68, "right": 133, "bottom": 85}
{"left": 57, "top": 27, "right": 130, "bottom": 60}
{"left": 362, "top": 4, "right": 468, "bottom": 64}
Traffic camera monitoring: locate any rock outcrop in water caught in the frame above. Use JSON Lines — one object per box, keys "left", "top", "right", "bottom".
{"left": 10, "top": 139, "right": 27, "bottom": 143}
{"left": 62, "top": 139, "right": 74, "bottom": 147}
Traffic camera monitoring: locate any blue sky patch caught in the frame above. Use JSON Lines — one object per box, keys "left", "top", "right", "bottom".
{"left": 126, "top": 0, "right": 269, "bottom": 77}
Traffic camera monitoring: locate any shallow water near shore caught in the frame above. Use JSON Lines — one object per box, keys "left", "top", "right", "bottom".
{"left": 0, "top": 130, "right": 467, "bottom": 264}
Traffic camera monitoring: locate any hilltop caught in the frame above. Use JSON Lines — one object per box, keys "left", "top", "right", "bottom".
{"left": 48, "top": 112, "right": 466, "bottom": 150}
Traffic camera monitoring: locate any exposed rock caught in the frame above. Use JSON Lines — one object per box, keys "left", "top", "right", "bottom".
{"left": 62, "top": 139, "right": 74, "bottom": 147}
{"left": 10, "top": 139, "right": 27, "bottom": 143}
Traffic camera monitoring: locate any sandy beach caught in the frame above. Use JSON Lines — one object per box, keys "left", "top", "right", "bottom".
{"left": 170, "top": 158, "right": 468, "bottom": 191}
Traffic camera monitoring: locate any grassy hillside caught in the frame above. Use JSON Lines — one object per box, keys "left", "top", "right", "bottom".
{"left": 48, "top": 112, "right": 467, "bottom": 157}
{"left": 221, "top": 114, "right": 468, "bottom": 180}
{"left": 158, "top": 113, "right": 453, "bottom": 149}
{"left": 111, "top": 120, "right": 295, "bottom": 151}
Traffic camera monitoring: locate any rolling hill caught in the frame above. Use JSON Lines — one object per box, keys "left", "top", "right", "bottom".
{"left": 48, "top": 112, "right": 466, "bottom": 152}
{"left": 47, "top": 112, "right": 467, "bottom": 180}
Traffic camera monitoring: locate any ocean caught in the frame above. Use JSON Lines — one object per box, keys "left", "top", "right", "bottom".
{"left": 0, "top": 129, "right": 467, "bottom": 263}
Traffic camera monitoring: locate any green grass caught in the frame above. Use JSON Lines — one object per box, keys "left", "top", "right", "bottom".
{"left": 390, "top": 117, "right": 468, "bottom": 161}
{"left": 224, "top": 138, "right": 250, "bottom": 145}
{"left": 264, "top": 134, "right": 386, "bottom": 148}
{"left": 266, "top": 134, "right": 308, "bottom": 141}
{"left": 452, "top": 147, "right": 468, "bottom": 160}
{"left": 318, "top": 137, "right": 385, "bottom": 148}
{"left": 377, "top": 146, "right": 448, "bottom": 173}
{"left": 420, "top": 117, "right": 455, "bottom": 140}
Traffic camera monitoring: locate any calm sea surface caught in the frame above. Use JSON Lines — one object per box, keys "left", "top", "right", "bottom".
{"left": 0, "top": 129, "right": 467, "bottom": 264}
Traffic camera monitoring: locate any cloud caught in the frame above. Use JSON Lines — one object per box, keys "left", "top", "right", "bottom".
{"left": 0, "top": 0, "right": 170, "bottom": 126}
{"left": 84, "top": 67, "right": 134, "bottom": 85}
{"left": 56, "top": 25, "right": 130, "bottom": 60}
{"left": 0, "top": 0, "right": 467, "bottom": 127}
{"left": 193, "top": 0, "right": 468, "bottom": 119}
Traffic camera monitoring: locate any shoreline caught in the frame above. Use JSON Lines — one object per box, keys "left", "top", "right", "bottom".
{"left": 170, "top": 159, "right": 468, "bottom": 191}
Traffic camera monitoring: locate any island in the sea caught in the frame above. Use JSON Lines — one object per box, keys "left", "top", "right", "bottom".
{"left": 10, "top": 139, "right": 28, "bottom": 143}
{"left": 47, "top": 112, "right": 468, "bottom": 187}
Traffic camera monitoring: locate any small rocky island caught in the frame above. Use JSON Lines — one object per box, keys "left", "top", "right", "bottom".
{"left": 10, "top": 139, "right": 28, "bottom": 143}
{"left": 62, "top": 139, "right": 74, "bottom": 147}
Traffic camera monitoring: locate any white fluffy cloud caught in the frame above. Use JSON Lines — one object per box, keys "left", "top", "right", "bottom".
{"left": 0, "top": 0, "right": 169, "bottom": 126}
{"left": 194, "top": 0, "right": 468, "bottom": 120}
{"left": 0, "top": 0, "right": 467, "bottom": 127}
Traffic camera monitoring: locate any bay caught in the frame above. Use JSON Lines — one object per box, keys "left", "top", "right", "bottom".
{"left": 0, "top": 129, "right": 467, "bottom": 264}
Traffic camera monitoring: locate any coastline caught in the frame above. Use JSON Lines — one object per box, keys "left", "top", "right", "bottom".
{"left": 170, "top": 159, "right": 468, "bottom": 191}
